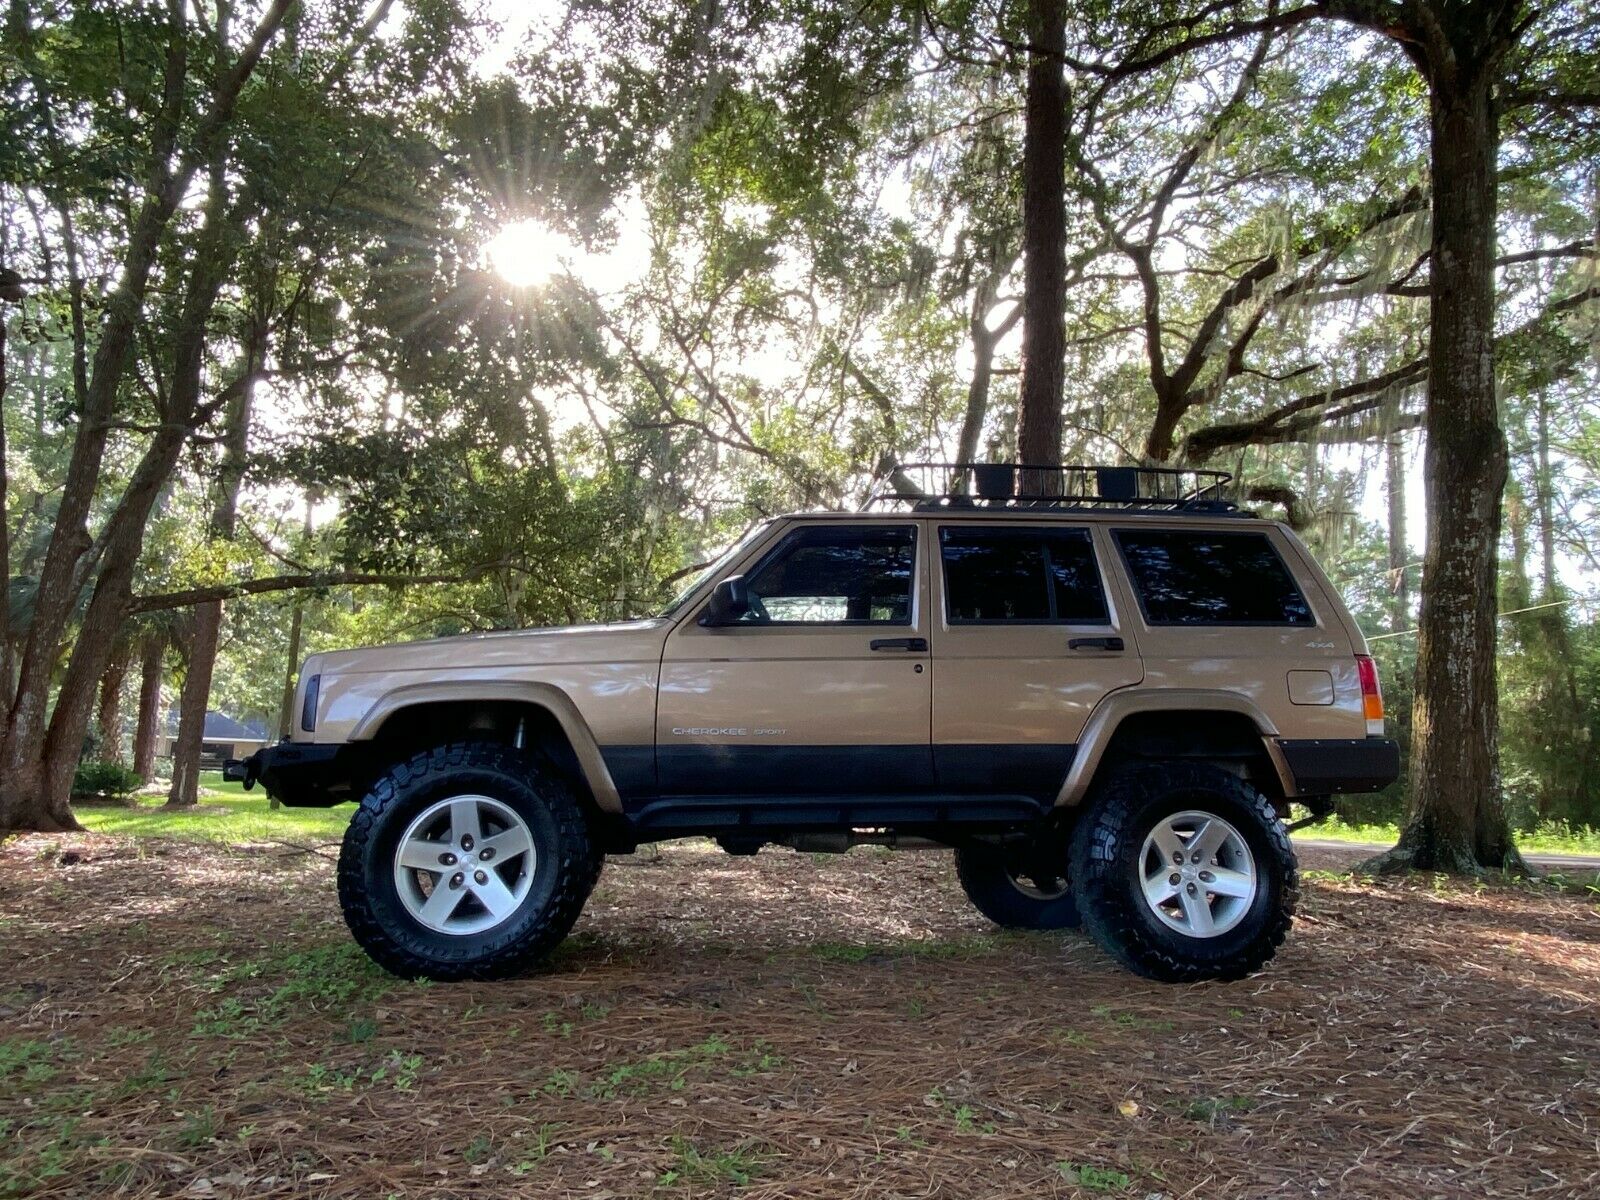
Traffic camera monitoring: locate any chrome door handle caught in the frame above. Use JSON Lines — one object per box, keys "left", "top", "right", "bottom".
{"left": 870, "top": 637, "right": 928, "bottom": 652}
{"left": 1068, "top": 636, "right": 1125, "bottom": 651}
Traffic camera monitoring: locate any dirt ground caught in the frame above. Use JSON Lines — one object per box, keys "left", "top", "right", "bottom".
{"left": 2, "top": 834, "right": 1597, "bottom": 1199}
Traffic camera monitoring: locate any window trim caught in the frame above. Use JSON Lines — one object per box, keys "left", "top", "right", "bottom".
{"left": 938, "top": 525, "right": 1113, "bottom": 627}
{"left": 733, "top": 523, "right": 919, "bottom": 628}
{"left": 1112, "top": 527, "right": 1318, "bottom": 628}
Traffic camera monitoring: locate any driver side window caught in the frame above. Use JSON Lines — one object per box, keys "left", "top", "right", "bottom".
{"left": 742, "top": 526, "right": 915, "bottom": 624}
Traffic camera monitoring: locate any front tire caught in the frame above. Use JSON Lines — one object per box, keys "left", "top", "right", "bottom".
{"left": 954, "top": 841, "right": 1081, "bottom": 930}
{"left": 338, "top": 741, "right": 600, "bottom": 981}
{"left": 1070, "top": 762, "right": 1296, "bottom": 982}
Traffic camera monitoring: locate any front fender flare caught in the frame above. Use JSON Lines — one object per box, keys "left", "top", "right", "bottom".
{"left": 347, "top": 680, "right": 624, "bottom": 814}
{"left": 1053, "top": 689, "right": 1291, "bottom": 808}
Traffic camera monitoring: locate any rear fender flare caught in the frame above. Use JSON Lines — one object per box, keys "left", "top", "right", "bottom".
{"left": 1054, "top": 690, "right": 1292, "bottom": 808}
{"left": 348, "top": 680, "right": 623, "bottom": 814}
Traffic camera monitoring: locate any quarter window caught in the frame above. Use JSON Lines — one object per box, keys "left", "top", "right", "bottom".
{"left": 940, "top": 527, "right": 1109, "bottom": 624}
{"left": 1115, "top": 529, "right": 1314, "bottom": 626}
{"left": 742, "top": 526, "right": 915, "bottom": 624}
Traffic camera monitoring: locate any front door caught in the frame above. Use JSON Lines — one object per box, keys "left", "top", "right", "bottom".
{"left": 931, "top": 522, "right": 1143, "bottom": 801}
{"left": 657, "top": 522, "right": 933, "bottom": 796}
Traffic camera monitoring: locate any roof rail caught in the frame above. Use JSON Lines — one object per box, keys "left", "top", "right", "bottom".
{"left": 867, "top": 462, "right": 1240, "bottom": 514}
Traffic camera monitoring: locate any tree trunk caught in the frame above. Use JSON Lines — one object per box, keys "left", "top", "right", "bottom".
{"left": 95, "top": 640, "right": 134, "bottom": 765}
{"left": 166, "top": 602, "right": 222, "bottom": 808}
{"left": 166, "top": 348, "right": 255, "bottom": 807}
{"left": 1015, "top": 0, "right": 1067, "bottom": 488}
{"left": 1386, "top": 436, "right": 1409, "bottom": 633}
{"left": 133, "top": 632, "right": 166, "bottom": 782}
{"left": 0, "top": 314, "right": 12, "bottom": 704}
{"left": 1380, "top": 62, "right": 1521, "bottom": 873}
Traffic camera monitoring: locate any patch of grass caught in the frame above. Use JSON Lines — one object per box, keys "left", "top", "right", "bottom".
{"left": 1183, "top": 1094, "right": 1256, "bottom": 1124}
{"left": 174, "top": 1107, "right": 218, "bottom": 1149}
{"left": 1055, "top": 1161, "right": 1132, "bottom": 1192}
{"left": 344, "top": 1016, "right": 379, "bottom": 1044}
{"left": 191, "top": 942, "right": 396, "bottom": 1039}
{"left": 542, "top": 1067, "right": 580, "bottom": 1096}
{"left": 0, "top": 1036, "right": 66, "bottom": 1084}
{"left": 76, "top": 776, "right": 351, "bottom": 842}
{"left": 1050, "top": 1027, "right": 1092, "bottom": 1047}
{"left": 1304, "top": 815, "right": 1600, "bottom": 857}
{"left": 290, "top": 1050, "right": 423, "bottom": 1096}
{"left": 893, "top": 1124, "right": 928, "bottom": 1148}
{"left": 509, "top": 1123, "right": 564, "bottom": 1174}
{"left": 1089, "top": 1005, "right": 1174, "bottom": 1033}
{"left": 658, "top": 1135, "right": 766, "bottom": 1188}
{"left": 591, "top": 1034, "right": 732, "bottom": 1098}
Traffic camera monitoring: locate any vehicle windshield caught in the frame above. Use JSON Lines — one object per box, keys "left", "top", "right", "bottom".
{"left": 656, "top": 521, "right": 773, "bottom": 618}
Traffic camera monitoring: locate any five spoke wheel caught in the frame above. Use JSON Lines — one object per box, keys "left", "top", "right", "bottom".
{"left": 1137, "top": 809, "right": 1256, "bottom": 938}
{"left": 393, "top": 795, "right": 536, "bottom": 935}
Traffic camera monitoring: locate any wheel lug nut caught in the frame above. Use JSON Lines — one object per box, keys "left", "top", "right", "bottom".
{"left": 1169, "top": 873, "right": 1181, "bottom": 885}
{"left": 449, "top": 872, "right": 464, "bottom": 889}
{"left": 461, "top": 834, "right": 474, "bottom": 851}
{"left": 479, "top": 848, "right": 495, "bottom": 861}
{"left": 474, "top": 869, "right": 488, "bottom": 885}
{"left": 1186, "top": 882, "right": 1198, "bottom": 894}
{"left": 439, "top": 852, "right": 457, "bottom": 866}
{"left": 1199, "top": 870, "right": 1214, "bottom": 882}
{"left": 1172, "top": 852, "right": 1184, "bottom": 865}
{"left": 1191, "top": 852, "right": 1203, "bottom": 864}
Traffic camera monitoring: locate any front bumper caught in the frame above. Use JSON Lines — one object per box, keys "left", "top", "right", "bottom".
{"left": 1276, "top": 737, "right": 1401, "bottom": 796}
{"left": 224, "top": 742, "right": 362, "bottom": 807}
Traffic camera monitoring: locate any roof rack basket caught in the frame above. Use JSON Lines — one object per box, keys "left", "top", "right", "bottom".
{"left": 868, "top": 462, "right": 1239, "bottom": 514}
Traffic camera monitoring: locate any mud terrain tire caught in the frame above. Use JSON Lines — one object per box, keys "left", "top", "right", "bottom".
{"left": 338, "top": 741, "right": 600, "bottom": 981}
{"left": 1070, "top": 761, "right": 1296, "bottom": 982}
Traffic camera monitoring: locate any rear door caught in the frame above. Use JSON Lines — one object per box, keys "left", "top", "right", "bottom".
{"left": 931, "top": 522, "right": 1143, "bottom": 800}
{"left": 657, "top": 521, "right": 934, "bottom": 796}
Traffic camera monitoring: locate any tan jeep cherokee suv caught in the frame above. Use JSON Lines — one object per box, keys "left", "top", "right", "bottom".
{"left": 229, "top": 464, "right": 1398, "bottom": 984}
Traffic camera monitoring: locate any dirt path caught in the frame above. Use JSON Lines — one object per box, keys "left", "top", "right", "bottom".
{"left": 2, "top": 835, "right": 1597, "bottom": 1199}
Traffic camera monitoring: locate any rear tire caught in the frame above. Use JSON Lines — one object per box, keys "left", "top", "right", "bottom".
{"left": 1070, "top": 762, "right": 1296, "bottom": 982}
{"left": 338, "top": 741, "right": 600, "bottom": 981}
{"left": 954, "top": 842, "right": 1081, "bottom": 930}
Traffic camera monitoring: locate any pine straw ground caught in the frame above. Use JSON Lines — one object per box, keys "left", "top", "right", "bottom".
{"left": 1, "top": 835, "right": 1597, "bottom": 1200}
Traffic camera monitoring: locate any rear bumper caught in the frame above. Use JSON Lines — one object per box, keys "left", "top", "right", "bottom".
{"left": 1275, "top": 737, "right": 1400, "bottom": 796}
{"left": 224, "top": 742, "right": 359, "bottom": 807}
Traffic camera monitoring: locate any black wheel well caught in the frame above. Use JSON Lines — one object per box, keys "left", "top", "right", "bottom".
{"left": 366, "top": 701, "right": 594, "bottom": 807}
{"left": 1093, "top": 711, "right": 1284, "bottom": 807}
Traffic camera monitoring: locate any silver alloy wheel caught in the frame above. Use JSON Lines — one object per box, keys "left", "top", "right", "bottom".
{"left": 1138, "top": 809, "right": 1257, "bottom": 939}
{"left": 393, "top": 795, "right": 536, "bottom": 935}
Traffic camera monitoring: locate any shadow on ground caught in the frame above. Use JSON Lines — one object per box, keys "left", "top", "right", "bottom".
{"left": 1, "top": 835, "right": 1597, "bottom": 1198}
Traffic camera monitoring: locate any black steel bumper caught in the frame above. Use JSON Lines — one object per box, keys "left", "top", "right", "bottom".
{"left": 223, "top": 742, "right": 361, "bottom": 808}
{"left": 1276, "top": 737, "right": 1401, "bottom": 796}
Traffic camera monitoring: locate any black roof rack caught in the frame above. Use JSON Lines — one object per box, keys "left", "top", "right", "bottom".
{"left": 868, "top": 462, "right": 1241, "bottom": 515}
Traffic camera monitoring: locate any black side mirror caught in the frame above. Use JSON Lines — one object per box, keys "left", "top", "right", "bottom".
{"left": 701, "top": 575, "right": 750, "bottom": 626}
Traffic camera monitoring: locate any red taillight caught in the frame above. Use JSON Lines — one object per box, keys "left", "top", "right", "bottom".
{"left": 1356, "top": 654, "right": 1384, "bottom": 721}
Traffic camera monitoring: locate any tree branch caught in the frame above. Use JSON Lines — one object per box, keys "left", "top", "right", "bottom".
{"left": 130, "top": 571, "right": 472, "bottom": 613}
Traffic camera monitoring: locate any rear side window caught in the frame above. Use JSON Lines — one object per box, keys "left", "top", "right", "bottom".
{"left": 1115, "top": 529, "right": 1314, "bottom": 626}
{"left": 940, "top": 527, "right": 1110, "bottom": 623}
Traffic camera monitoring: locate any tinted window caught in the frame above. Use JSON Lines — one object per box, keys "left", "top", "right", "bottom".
{"left": 743, "top": 526, "right": 914, "bottom": 624}
{"left": 1115, "top": 529, "right": 1314, "bottom": 625}
{"left": 941, "top": 527, "right": 1109, "bottom": 624}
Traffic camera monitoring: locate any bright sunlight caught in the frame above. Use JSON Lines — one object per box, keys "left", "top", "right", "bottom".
{"left": 485, "top": 217, "right": 578, "bottom": 288}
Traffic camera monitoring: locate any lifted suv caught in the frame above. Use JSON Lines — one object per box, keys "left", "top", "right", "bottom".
{"left": 230, "top": 464, "right": 1398, "bottom": 983}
